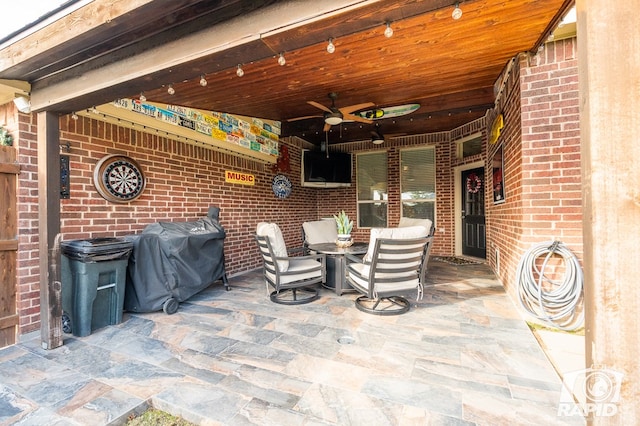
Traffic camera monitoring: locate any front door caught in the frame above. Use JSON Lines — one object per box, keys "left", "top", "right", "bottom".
{"left": 461, "top": 167, "right": 486, "bottom": 258}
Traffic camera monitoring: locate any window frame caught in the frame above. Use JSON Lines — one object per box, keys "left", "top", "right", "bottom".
{"left": 400, "top": 145, "right": 436, "bottom": 224}
{"left": 356, "top": 150, "right": 388, "bottom": 229}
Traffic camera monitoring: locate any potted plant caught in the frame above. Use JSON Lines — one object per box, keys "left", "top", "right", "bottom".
{"left": 333, "top": 210, "right": 353, "bottom": 247}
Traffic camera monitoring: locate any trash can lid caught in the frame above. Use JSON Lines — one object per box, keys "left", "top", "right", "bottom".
{"left": 61, "top": 238, "right": 133, "bottom": 260}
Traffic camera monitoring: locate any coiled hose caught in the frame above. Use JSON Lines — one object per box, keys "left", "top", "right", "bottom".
{"left": 515, "top": 240, "right": 584, "bottom": 331}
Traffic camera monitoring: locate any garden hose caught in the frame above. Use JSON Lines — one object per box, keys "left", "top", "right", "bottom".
{"left": 515, "top": 240, "right": 584, "bottom": 331}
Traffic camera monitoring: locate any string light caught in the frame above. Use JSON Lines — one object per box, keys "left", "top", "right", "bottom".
{"left": 167, "top": 85, "right": 175, "bottom": 95}
{"left": 236, "top": 64, "right": 244, "bottom": 77}
{"left": 199, "top": 75, "right": 207, "bottom": 86}
{"left": 139, "top": 92, "right": 146, "bottom": 102}
{"left": 452, "top": 2, "right": 462, "bottom": 20}
{"left": 71, "top": 112, "right": 78, "bottom": 120}
{"left": 278, "top": 53, "right": 286, "bottom": 66}
{"left": 384, "top": 22, "right": 393, "bottom": 38}
{"left": 327, "top": 38, "right": 335, "bottom": 54}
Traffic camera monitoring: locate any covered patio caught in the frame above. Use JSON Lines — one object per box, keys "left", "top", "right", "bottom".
{"left": 0, "top": 261, "right": 584, "bottom": 425}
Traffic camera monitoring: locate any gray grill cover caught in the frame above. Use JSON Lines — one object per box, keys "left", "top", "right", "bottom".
{"left": 124, "top": 207, "right": 226, "bottom": 312}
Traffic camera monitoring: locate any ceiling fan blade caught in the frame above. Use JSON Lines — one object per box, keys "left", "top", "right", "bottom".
{"left": 342, "top": 113, "right": 373, "bottom": 124}
{"left": 308, "top": 101, "right": 332, "bottom": 113}
{"left": 323, "top": 122, "right": 332, "bottom": 132}
{"left": 339, "top": 102, "right": 375, "bottom": 114}
{"left": 287, "top": 115, "right": 322, "bottom": 122}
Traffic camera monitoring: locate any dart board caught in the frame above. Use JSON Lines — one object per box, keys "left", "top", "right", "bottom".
{"left": 93, "top": 154, "right": 146, "bottom": 203}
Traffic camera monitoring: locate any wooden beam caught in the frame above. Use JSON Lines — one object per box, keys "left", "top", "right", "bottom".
{"left": 578, "top": 0, "right": 640, "bottom": 422}
{"left": 37, "top": 111, "right": 63, "bottom": 350}
{"left": 0, "top": 0, "right": 156, "bottom": 72}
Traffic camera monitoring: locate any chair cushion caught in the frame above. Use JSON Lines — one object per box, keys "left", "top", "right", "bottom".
{"left": 363, "top": 225, "right": 428, "bottom": 263}
{"left": 398, "top": 217, "right": 433, "bottom": 234}
{"left": 303, "top": 220, "right": 338, "bottom": 244}
{"left": 256, "top": 222, "right": 289, "bottom": 272}
{"left": 271, "top": 258, "right": 323, "bottom": 284}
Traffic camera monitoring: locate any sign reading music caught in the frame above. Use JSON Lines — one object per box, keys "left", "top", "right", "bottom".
{"left": 225, "top": 170, "right": 255, "bottom": 185}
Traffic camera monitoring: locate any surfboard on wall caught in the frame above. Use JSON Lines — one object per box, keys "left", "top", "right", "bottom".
{"left": 354, "top": 103, "right": 420, "bottom": 120}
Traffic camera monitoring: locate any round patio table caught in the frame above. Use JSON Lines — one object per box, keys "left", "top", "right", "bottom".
{"left": 307, "top": 242, "right": 368, "bottom": 296}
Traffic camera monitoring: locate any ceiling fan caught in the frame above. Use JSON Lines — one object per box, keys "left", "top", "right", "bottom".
{"left": 288, "top": 92, "right": 374, "bottom": 132}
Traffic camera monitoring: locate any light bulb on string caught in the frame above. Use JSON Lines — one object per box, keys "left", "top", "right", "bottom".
{"left": 452, "top": 2, "right": 462, "bottom": 20}
{"left": 199, "top": 75, "right": 207, "bottom": 86}
{"left": 278, "top": 53, "right": 286, "bottom": 66}
{"left": 71, "top": 112, "right": 78, "bottom": 120}
{"left": 167, "top": 85, "right": 175, "bottom": 95}
{"left": 139, "top": 92, "right": 146, "bottom": 102}
{"left": 384, "top": 22, "right": 393, "bottom": 38}
{"left": 236, "top": 64, "right": 244, "bottom": 77}
{"left": 327, "top": 38, "right": 335, "bottom": 54}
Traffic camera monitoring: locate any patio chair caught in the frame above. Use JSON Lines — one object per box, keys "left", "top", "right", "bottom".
{"left": 398, "top": 217, "right": 435, "bottom": 276}
{"left": 255, "top": 222, "right": 326, "bottom": 305}
{"left": 302, "top": 219, "right": 338, "bottom": 252}
{"left": 345, "top": 226, "right": 432, "bottom": 315}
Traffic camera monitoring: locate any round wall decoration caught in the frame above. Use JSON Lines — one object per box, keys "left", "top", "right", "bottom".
{"left": 466, "top": 173, "right": 482, "bottom": 194}
{"left": 93, "top": 154, "right": 146, "bottom": 203}
{"left": 272, "top": 174, "right": 292, "bottom": 199}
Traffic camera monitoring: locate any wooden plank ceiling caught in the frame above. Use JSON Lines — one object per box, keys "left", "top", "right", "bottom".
{"left": 0, "top": 0, "right": 572, "bottom": 145}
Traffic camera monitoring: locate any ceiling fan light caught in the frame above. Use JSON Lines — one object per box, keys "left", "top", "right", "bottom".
{"left": 452, "top": 2, "right": 462, "bottom": 20}
{"left": 371, "top": 137, "right": 384, "bottom": 145}
{"left": 325, "top": 115, "right": 342, "bottom": 125}
{"left": 327, "top": 38, "right": 335, "bottom": 54}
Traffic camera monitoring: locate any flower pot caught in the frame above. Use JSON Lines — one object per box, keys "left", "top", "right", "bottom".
{"left": 336, "top": 234, "right": 353, "bottom": 248}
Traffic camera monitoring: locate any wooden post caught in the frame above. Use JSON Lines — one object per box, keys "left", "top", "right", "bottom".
{"left": 577, "top": 0, "right": 640, "bottom": 423}
{"left": 37, "top": 111, "right": 63, "bottom": 349}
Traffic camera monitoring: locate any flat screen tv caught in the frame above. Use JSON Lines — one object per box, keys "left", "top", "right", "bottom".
{"left": 301, "top": 149, "right": 352, "bottom": 188}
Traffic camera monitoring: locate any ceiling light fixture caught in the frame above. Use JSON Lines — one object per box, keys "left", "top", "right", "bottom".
{"left": 167, "top": 85, "right": 175, "bottom": 95}
{"left": 199, "top": 75, "right": 207, "bottom": 86}
{"left": 371, "top": 123, "right": 385, "bottom": 144}
{"left": 13, "top": 94, "right": 30, "bottom": 113}
{"left": 327, "top": 38, "right": 335, "bottom": 54}
{"left": 384, "top": 22, "right": 393, "bottom": 38}
{"left": 139, "top": 92, "right": 146, "bottom": 102}
{"left": 324, "top": 113, "right": 342, "bottom": 125}
{"left": 278, "top": 53, "right": 286, "bottom": 66}
{"left": 452, "top": 2, "right": 462, "bottom": 20}
{"left": 236, "top": 64, "right": 244, "bottom": 77}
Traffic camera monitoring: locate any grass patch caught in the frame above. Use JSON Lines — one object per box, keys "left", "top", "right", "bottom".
{"left": 126, "top": 408, "right": 197, "bottom": 426}
{"left": 527, "top": 321, "right": 585, "bottom": 336}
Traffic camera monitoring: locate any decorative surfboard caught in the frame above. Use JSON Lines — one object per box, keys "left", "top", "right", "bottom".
{"left": 354, "top": 103, "right": 420, "bottom": 120}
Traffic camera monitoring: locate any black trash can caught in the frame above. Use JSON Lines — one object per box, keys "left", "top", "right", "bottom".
{"left": 60, "top": 237, "right": 133, "bottom": 337}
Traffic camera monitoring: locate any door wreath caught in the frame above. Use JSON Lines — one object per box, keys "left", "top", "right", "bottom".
{"left": 466, "top": 173, "right": 482, "bottom": 194}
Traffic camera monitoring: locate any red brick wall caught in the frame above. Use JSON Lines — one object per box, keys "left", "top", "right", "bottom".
{"left": 57, "top": 116, "right": 323, "bottom": 275}
{"left": 487, "top": 37, "right": 582, "bottom": 297}
{"left": 314, "top": 134, "right": 455, "bottom": 255}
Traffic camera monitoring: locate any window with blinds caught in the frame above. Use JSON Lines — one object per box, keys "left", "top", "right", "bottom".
{"left": 400, "top": 147, "right": 436, "bottom": 222}
{"left": 356, "top": 151, "right": 388, "bottom": 228}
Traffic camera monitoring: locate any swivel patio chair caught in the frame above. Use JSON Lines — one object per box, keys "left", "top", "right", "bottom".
{"left": 345, "top": 226, "right": 432, "bottom": 315}
{"left": 255, "top": 222, "right": 326, "bottom": 305}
